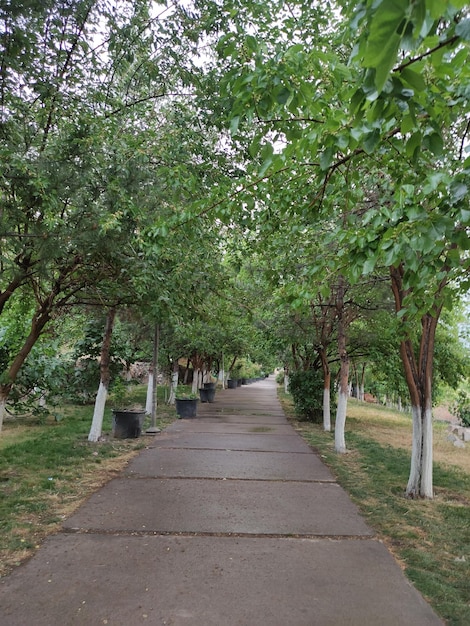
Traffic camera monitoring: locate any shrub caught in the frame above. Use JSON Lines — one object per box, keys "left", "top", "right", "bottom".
{"left": 451, "top": 390, "right": 470, "bottom": 427}
{"left": 288, "top": 368, "right": 325, "bottom": 423}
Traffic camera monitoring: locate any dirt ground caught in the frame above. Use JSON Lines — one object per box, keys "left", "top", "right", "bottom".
{"left": 433, "top": 404, "right": 459, "bottom": 424}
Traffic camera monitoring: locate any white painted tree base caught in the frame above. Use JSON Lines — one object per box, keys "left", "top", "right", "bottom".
{"left": 406, "top": 404, "right": 433, "bottom": 498}
{"left": 88, "top": 381, "right": 107, "bottom": 442}
{"left": 323, "top": 388, "right": 331, "bottom": 432}
{"left": 334, "top": 390, "right": 348, "bottom": 453}
{"left": 145, "top": 373, "right": 154, "bottom": 414}
{"left": 168, "top": 371, "right": 178, "bottom": 405}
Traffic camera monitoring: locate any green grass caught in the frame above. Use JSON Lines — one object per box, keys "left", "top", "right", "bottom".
{"left": 0, "top": 385, "right": 177, "bottom": 576}
{"left": 278, "top": 389, "right": 470, "bottom": 626}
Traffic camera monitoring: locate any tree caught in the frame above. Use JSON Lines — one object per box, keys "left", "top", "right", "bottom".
{"left": 200, "top": 0, "right": 470, "bottom": 497}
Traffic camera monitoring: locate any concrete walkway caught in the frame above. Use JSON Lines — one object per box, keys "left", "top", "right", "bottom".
{"left": 0, "top": 377, "right": 442, "bottom": 625}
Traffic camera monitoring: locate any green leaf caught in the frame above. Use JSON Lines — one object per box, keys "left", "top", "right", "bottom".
{"left": 350, "top": 88, "right": 365, "bottom": 114}
{"left": 406, "top": 131, "right": 422, "bottom": 159}
{"left": 450, "top": 181, "right": 468, "bottom": 204}
{"left": 455, "top": 230, "right": 470, "bottom": 250}
{"left": 229, "top": 116, "right": 240, "bottom": 136}
{"left": 401, "top": 115, "right": 415, "bottom": 134}
{"left": 363, "top": 129, "right": 381, "bottom": 154}
{"left": 336, "top": 134, "right": 349, "bottom": 150}
{"left": 245, "top": 35, "right": 258, "bottom": 52}
{"left": 400, "top": 67, "right": 426, "bottom": 92}
{"left": 426, "top": 0, "right": 448, "bottom": 19}
{"left": 275, "top": 86, "right": 291, "bottom": 105}
{"left": 456, "top": 18, "right": 470, "bottom": 41}
{"left": 259, "top": 142, "right": 274, "bottom": 177}
{"left": 425, "top": 132, "right": 443, "bottom": 156}
{"left": 319, "top": 146, "right": 334, "bottom": 171}
{"left": 363, "top": 256, "right": 376, "bottom": 275}
{"left": 363, "top": 0, "right": 408, "bottom": 92}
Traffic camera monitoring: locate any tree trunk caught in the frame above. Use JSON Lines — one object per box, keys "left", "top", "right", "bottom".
{"left": 218, "top": 352, "right": 225, "bottom": 388}
{"left": 168, "top": 361, "right": 179, "bottom": 405}
{"left": 146, "top": 371, "right": 154, "bottom": 414}
{"left": 88, "top": 308, "right": 116, "bottom": 442}
{"left": 400, "top": 326, "right": 435, "bottom": 498}
{"left": 0, "top": 390, "right": 8, "bottom": 433}
{"left": 390, "top": 266, "right": 439, "bottom": 498}
{"left": 0, "top": 303, "right": 53, "bottom": 433}
{"left": 334, "top": 276, "right": 349, "bottom": 453}
{"left": 359, "top": 363, "right": 366, "bottom": 401}
{"left": 191, "top": 368, "right": 201, "bottom": 393}
{"left": 183, "top": 359, "right": 190, "bottom": 384}
{"left": 319, "top": 351, "right": 331, "bottom": 432}
{"left": 146, "top": 323, "right": 159, "bottom": 431}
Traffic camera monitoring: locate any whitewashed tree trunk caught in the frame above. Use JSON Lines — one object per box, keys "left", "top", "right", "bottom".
{"left": 284, "top": 374, "right": 289, "bottom": 394}
{"left": 88, "top": 381, "right": 108, "bottom": 442}
{"left": 147, "top": 323, "right": 160, "bottom": 430}
{"left": 334, "top": 275, "right": 349, "bottom": 452}
{"left": 192, "top": 368, "right": 203, "bottom": 393}
{"left": 146, "top": 372, "right": 154, "bottom": 414}
{"left": 321, "top": 357, "right": 331, "bottom": 432}
{"left": 406, "top": 404, "right": 433, "bottom": 498}
{"left": 87, "top": 307, "right": 116, "bottom": 443}
{"left": 421, "top": 404, "right": 434, "bottom": 497}
{"left": 323, "top": 387, "right": 331, "bottom": 432}
{"left": 391, "top": 266, "right": 440, "bottom": 499}
{"left": 168, "top": 370, "right": 179, "bottom": 405}
{"left": 335, "top": 389, "right": 348, "bottom": 452}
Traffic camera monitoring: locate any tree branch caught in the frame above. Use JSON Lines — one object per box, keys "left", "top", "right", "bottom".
{"left": 395, "top": 35, "right": 459, "bottom": 73}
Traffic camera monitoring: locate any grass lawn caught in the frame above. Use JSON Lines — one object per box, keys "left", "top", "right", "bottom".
{"left": 0, "top": 385, "right": 177, "bottom": 577}
{"left": 278, "top": 390, "right": 470, "bottom": 626}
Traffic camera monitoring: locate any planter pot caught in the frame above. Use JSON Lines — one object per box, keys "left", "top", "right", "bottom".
{"left": 112, "top": 409, "right": 146, "bottom": 439}
{"left": 175, "top": 398, "right": 199, "bottom": 418}
{"left": 227, "top": 379, "right": 238, "bottom": 389}
{"left": 237, "top": 379, "right": 242, "bottom": 387}
{"left": 199, "top": 387, "right": 216, "bottom": 403}
{"left": 203, "top": 382, "right": 216, "bottom": 390}
{"left": 241, "top": 378, "right": 247, "bottom": 385}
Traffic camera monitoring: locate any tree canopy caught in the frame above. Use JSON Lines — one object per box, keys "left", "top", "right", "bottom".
{"left": 1, "top": 0, "right": 469, "bottom": 498}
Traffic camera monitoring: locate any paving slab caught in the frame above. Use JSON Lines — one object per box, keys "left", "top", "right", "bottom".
{"left": 63, "top": 478, "right": 370, "bottom": 536}
{"left": 123, "top": 447, "right": 335, "bottom": 481}
{"left": 195, "top": 404, "right": 287, "bottom": 416}
{"left": 0, "top": 534, "right": 442, "bottom": 626}
{"left": 180, "top": 413, "right": 289, "bottom": 425}
{"left": 150, "top": 431, "right": 313, "bottom": 453}
{"left": 165, "top": 421, "right": 297, "bottom": 435}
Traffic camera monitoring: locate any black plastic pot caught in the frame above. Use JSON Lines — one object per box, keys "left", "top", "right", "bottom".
{"left": 227, "top": 379, "right": 238, "bottom": 389}
{"left": 112, "top": 409, "right": 146, "bottom": 439}
{"left": 199, "top": 387, "right": 216, "bottom": 403}
{"left": 175, "top": 398, "right": 198, "bottom": 418}
{"left": 203, "top": 382, "right": 216, "bottom": 390}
